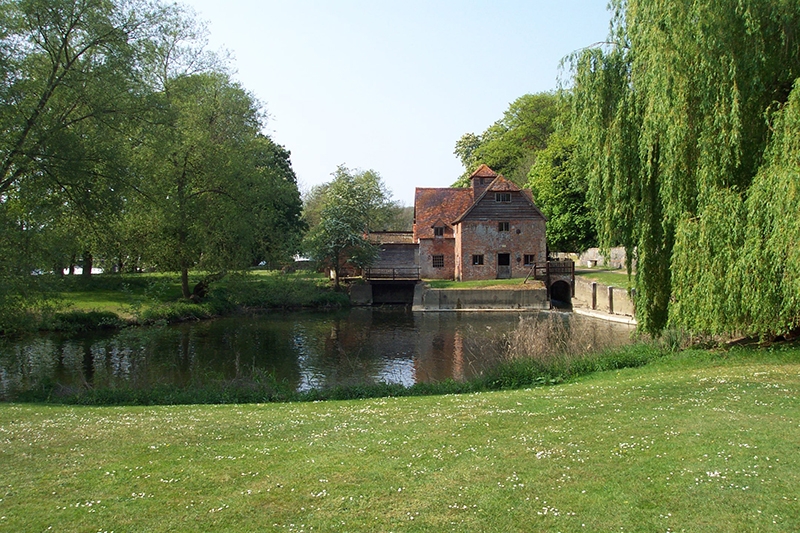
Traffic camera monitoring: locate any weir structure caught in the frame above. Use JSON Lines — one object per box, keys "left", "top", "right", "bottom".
{"left": 352, "top": 260, "right": 575, "bottom": 309}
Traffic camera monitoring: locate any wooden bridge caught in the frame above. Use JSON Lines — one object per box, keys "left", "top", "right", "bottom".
{"left": 363, "top": 267, "right": 421, "bottom": 281}
{"left": 526, "top": 260, "right": 575, "bottom": 303}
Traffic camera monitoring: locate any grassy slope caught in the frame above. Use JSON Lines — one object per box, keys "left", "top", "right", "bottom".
{"left": 575, "top": 268, "right": 635, "bottom": 289}
{"left": 1, "top": 347, "right": 798, "bottom": 532}
{"left": 45, "top": 271, "right": 341, "bottom": 328}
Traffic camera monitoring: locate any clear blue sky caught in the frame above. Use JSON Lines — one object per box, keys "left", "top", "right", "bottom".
{"left": 179, "top": 0, "right": 612, "bottom": 206}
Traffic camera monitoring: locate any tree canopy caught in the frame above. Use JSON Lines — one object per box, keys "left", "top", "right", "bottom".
{"left": 302, "top": 166, "right": 401, "bottom": 289}
{"left": 568, "top": 0, "right": 800, "bottom": 336}
{"left": 0, "top": 0, "right": 305, "bottom": 332}
{"left": 526, "top": 132, "right": 596, "bottom": 252}
{"left": 453, "top": 92, "right": 559, "bottom": 186}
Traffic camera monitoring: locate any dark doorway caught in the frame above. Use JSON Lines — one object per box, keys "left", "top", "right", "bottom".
{"left": 497, "top": 253, "right": 511, "bottom": 279}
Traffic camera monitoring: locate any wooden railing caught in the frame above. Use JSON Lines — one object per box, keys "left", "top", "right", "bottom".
{"left": 364, "top": 267, "right": 421, "bottom": 280}
{"left": 525, "top": 260, "right": 575, "bottom": 283}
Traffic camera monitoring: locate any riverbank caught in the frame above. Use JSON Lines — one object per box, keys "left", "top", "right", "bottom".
{"left": 25, "top": 270, "right": 349, "bottom": 334}
{"left": 2, "top": 345, "right": 797, "bottom": 532}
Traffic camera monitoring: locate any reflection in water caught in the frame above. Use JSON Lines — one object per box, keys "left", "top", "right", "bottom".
{"left": 0, "top": 309, "right": 634, "bottom": 399}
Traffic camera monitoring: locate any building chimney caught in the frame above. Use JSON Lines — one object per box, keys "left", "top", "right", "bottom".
{"left": 469, "top": 164, "right": 498, "bottom": 198}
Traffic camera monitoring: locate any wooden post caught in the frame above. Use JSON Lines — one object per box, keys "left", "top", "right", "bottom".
{"left": 608, "top": 286, "right": 614, "bottom": 315}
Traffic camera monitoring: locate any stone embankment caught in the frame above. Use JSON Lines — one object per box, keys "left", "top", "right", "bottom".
{"left": 572, "top": 276, "right": 636, "bottom": 325}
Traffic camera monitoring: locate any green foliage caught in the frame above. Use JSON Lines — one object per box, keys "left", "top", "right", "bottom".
{"left": 0, "top": 1, "right": 306, "bottom": 328}
{"left": 568, "top": 0, "right": 800, "bottom": 336}
{"left": 131, "top": 72, "right": 304, "bottom": 298}
{"left": 738, "top": 84, "right": 800, "bottom": 336}
{"left": 303, "top": 166, "right": 394, "bottom": 288}
{"left": 526, "top": 132, "right": 597, "bottom": 251}
{"left": 481, "top": 347, "right": 656, "bottom": 391}
{"left": 303, "top": 165, "right": 405, "bottom": 233}
{"left": 47, "top": 310, "right": 125, "bottom": 332}
{"left": 453, "top": 92, "right": 559, "bottom": 186}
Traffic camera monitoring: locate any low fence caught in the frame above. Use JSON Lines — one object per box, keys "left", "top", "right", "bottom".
{"left": 525, "top": 260, "right": 575, "bottom": 281}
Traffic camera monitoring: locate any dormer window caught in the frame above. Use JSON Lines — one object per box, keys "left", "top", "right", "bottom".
{"left": 495, "top": 192, "right": 511, "bottom": 203}
{"left": 433, "top": 226, "right": 444, "bottom": 237}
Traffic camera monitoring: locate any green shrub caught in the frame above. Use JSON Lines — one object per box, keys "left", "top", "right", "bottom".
{"left": 138, "top": 301, "right": 213, "bottom": 324}
{"left": 49, "top": 310, "right": 125, "bottom": 332}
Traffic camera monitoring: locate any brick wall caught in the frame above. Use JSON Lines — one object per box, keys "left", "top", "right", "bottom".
{"left": 456, "top": 219, "right": 546, "bottom": 281}
{"left": 419, "top": 238, "right": 455, "bottom": 279}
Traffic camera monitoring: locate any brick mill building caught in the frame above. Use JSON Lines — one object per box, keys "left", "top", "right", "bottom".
{"left": 412, "top": 164, "right": 547, "bottom": 281}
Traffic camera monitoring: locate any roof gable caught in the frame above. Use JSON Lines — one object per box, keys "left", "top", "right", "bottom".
{"left": 470, "top": 164, "right": 499, "bottom": 179}
{"left": 454, "top": 175, "right": 546, "bottom": 223}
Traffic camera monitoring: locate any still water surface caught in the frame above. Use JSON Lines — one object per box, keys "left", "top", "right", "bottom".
{"left": 0, "top": 309, "right": 634, "bottom": 399}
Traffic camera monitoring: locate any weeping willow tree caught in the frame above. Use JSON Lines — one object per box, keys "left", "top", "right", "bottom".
{"left": 568, "top": 0, "right": 800, "bottom": 337}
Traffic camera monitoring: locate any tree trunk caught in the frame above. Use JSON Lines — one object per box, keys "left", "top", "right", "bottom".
{"left": 181, "top": 267, "right": 191, "bottom": 300}
{"left": 81, "top": 252, "right": 93, "bottom": 279}
{"left": 68, "top": 254, "right": 76, "bottom": 275}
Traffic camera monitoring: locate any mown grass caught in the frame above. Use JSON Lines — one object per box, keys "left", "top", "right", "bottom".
{"left": 575, "top": 268, "right": 635, "bottom": 289}
{"left": 1, "top": 345, "right": 798, "bottom": 532}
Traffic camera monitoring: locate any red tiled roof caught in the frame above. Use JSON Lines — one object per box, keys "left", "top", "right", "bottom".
{"left": 487, "top": 175, "right": 521, "bottom": 192}
{"left": 368, "top": 231, "right": 415, "bottom": 244}
{"left": 414, "top": 187, "right": 473, "bottom": 240}
{"left": 470, "top": 164, "right": 498, "bottom": 178}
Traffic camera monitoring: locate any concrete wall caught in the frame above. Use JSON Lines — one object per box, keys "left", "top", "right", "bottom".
{"left": 573, "top": 276, "right": 635, "bottom": 317}
{"left": 413, "top": 286, "right": 549, "bottom": 311}
{"left": 349, "top": 284, "right": 373, "bottom": 306}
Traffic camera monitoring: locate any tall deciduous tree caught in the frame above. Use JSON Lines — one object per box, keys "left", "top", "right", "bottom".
{"left": 134, "top": 72, "right": 300, "bottom": 299}
{"left": 0, "top": 0, "right": 173, "bottom": 331}
{"left": 303, "top": 166, "right": 399, "bottom": 290}
{"left": 453, "top": 92, "right": 559, "bottom": 186}
{"left": 526, "top": 132, "right": 596, "bottom": 252}
{"left": 568, "top": 0, "right": 800, "bottom": 336}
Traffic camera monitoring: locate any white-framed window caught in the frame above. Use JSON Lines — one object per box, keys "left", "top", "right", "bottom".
{"left": 472, "top": 254, "right": 484, "bottom": 266}
{"left": 524, "top": 254, "right": 535, "bottom": 266}
{"left": 432, "top": 255, "right": 444, "bottom": 268}
{"left": 498, "top": 221, "right": 510, "bottom": 232}
{"left": 433, "top": 226, "right": 444, "bottom": 237}
{"left": 495, "top": 192, "right": 511, "bottom": 203}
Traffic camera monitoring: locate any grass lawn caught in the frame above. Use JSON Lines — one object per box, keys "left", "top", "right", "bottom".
{"left": 51, "top": 270, "right": 333, "bottom": 319}
{"left": 575, "top": 268, "right": 635, "bottom": 290}
{"left": 1, "top": 347, "right": 798, "bottom": 532}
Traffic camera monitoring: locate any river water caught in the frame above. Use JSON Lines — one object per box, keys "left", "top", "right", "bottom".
{"left": 0, "top": 309, "right": 635, "bottom": 400}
